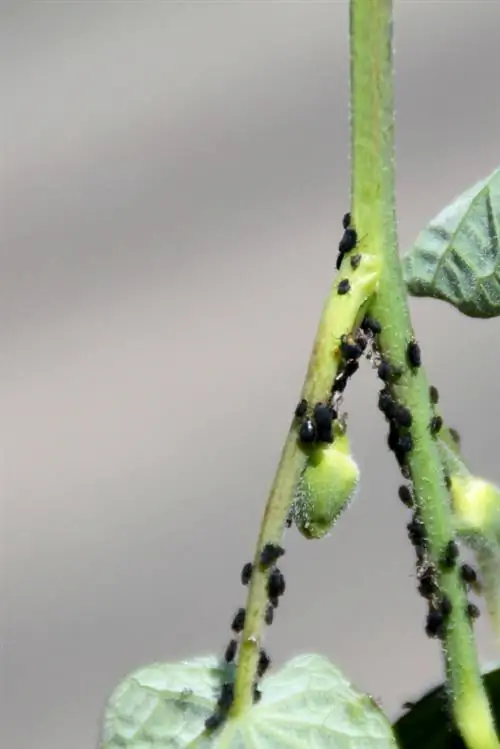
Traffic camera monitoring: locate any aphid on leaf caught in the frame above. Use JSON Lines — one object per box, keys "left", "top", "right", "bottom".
{"left": 313, "top": 402, "right": 334, "bottom": 443}
{"left": 231, "top": 608, "right": 246, "bottom": 633}
{"left": 342, "top": 212, "right": 351, "bottom": 229}
{"left": 340, "top": 334, "right": 363, "bottom": 361}
{"left": 407, "top": 514, "right": 426, "bottom": 548}
{"left": 260, "top": 543, "right": 285, "bottom": 567}
{"left": 217, "top": 682, "right": 234, "bottom": 711}
{"left": 205, "top": 713, "right": 225, "bottom": 731}
{"left": 378, "top": 388, "right": 397, "bottom": 419}
{"left": 418, "top": 566, "right": 438, "bottom": 599}
{"left": 337, "top": 279, "right": 351, "bottom": 295}
{"left": 449, "top": 427, "right": 461, "bottom": 446}
{"left": 350, "top": 253, "right": 362, "bottom": 269}
{"left": 440, "top": 595, "right": 452, "bottom": 617}
{"left": 343, "top": 360, "right": 360, "bottom": 379}
{"left": 407, "top": 339, "right": 422, "bottom": 368}
{"left": 425, "top": 607, "right": 445, "bottom": 639}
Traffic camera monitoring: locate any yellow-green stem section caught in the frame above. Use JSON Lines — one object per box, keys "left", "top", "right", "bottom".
{"left": 231, "top": 249, "right": 379, "bottom": 715}
{"left": 350, "top": 1, "right": 499, "bottom": 746}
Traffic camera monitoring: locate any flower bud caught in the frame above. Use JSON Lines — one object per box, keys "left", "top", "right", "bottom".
{"left": 294, "top": 430, "right": 360, "bottom": 539}
{"left": 450, "top": 474, "right": 500, "bottom": 545}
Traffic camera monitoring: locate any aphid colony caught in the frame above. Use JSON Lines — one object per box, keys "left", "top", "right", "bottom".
{"left": 205, "top": 543, "right": 285, "bottom": 732}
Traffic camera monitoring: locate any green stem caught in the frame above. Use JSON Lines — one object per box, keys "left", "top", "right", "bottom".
{"left": 349, "top": 1, "right": 499, "bottom": 747}
{"left": 231, "top": 240, "right": 379, "bottom": 716}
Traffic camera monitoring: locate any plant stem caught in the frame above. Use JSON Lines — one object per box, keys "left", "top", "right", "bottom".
{"left": 230, "top": 239, "right": 379, "bottom": 716}
{"left": 349, "top": 1, "right": 499, "bottom": 747}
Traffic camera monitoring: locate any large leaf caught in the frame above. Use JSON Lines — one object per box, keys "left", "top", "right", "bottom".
{"left": 403, "top": 168, "right": 500, "bottom": 318}
{"left": 393, "top": 664, "right": 500, "bottom": 749}
{"left": 100, "top": 653, "right": 398, "bottom": 748}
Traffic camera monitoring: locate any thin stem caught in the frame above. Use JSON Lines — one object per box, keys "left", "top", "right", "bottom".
{"left": 230, "top": 246, "right": 379, "bottom": 715}
{"left": 349, "top": 1, "right": 499, "bottom": 747}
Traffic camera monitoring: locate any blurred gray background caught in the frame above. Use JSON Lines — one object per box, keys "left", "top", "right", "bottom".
{"left": 2, "top": 2, "right": 500, "bottom": 748}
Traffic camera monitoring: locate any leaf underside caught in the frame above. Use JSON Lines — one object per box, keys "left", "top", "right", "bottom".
{"left": 403, "top": 168, "right": 500, "bottom": 318}
{"left": 393, "top": 664, "right": 500, "bottom": 749}
{"left": 100, "top": 653, "right": 398, "bottom": 748}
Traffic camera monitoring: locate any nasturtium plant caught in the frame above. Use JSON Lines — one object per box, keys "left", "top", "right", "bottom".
{"left": 97, "top": 2, "right": 500, "bottom": 749}
{"left": 101, "top": 655, "right": 398, "bottom": 749}
{"left": 403, "top": 168, "right": 500, "bottom": 318}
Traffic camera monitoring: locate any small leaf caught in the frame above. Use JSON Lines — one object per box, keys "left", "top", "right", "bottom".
{"left": 101, "top": 653, "right": 398, "bottom": 748}
{"left": 403, "top": 168, "right": 500, "bottom": 318}
{"left": 393, "top": 664, "right": 500, "bottom": 749}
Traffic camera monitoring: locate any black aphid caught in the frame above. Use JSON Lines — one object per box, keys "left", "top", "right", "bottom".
{"left": 338, "top": 279, "right": 351, "bottom": 295}
{"left": 257, "top": 649, "right": 271, "bottom": 678}
{"left": 340, "top": 334, "right": 363, "bottom": 361}
{"left": 361, "top": 316, "right": 382, "bottom": 336}
{"left": 350, "top": 253, "right": 362, "bottom": 269}
{"left": 394, "top": 405, "right": 413, "bottom": 428}
{"left": 265, "top": 604, "right": 274, "bottom": 626}
{"left": 407, "top": 514, "right": 427, "bottom": 548}
{"left": 387, "top": 422, "right": 400, "bottom": 453}
{"left": 441, "top": 540, "right": 459, "bottom": 569}
{"left": 342, "top": 212, "right": 351, "bottom": 229}
{"left": 267, "top": 568, "right": 286, "bottom": 599}
{"left": 425, "top": 608, "right": 445, "bottom": 639}
{"left": 205, "top": 713, "right": 225, "bottom": 731}
{"left": 377, "top": 360, "right": 392, "bottom": 382}
{"left": 253, "top": 685, "right": 262, "bottom": 703}
{"left": 217, "top": 682, "right": 234, "bottom": 711}
{"left": 378, "top": 388, "right": 397, "bottom": 419}
{"left": 343, "top": 360, "right": 360, "bottom": 379}
{"left": 398, "top": 484, "right": 414, "bottom": 508}
{"left": 430, "top": 415, "right": 443, "bottom": 435}
{"left": 332, "top": 373, "right": 348, "bottom": 394}
{"left": 231, "top": 608, "right": 246, "bottom": 633}
{"left": 313, "top": 402, "right": 334, "bottom": 443}
{"left": 241, "top": 562, "right": 253, "bottom": 586}
{"left": 449, "top": 428, "right": 461, "bottom": 446}
{"left": 339, "top": 228, "right": 358, "bottom": 254}
{"left": 224, "top": 639, "right": 238, "bottom": 663}
{"left": 397, "top": 434, "right": 413, "bottom": 455}
{"left": 260, "top": 543, "right": 286, "bottom": 567}
{"left": 336, "top": 253, "right": 344, "bottom": 271}
{"left": 418, "top": 566, "right": 438, "bottom": 599}
{"left": 467, "top": 602, "right": 480, "bottom": 620}
{"left": 407, "top": 339, "right": 422, "bottom": 368}
{"left": 440, "top": 595, "right": 453, "bottom": 617}
{"left": 298, "top": 418, "right": 316, "bottom": 444}
{"left": 294, "top": 399, "right": 308, "bottom": 418}
{"left": 444, "top": 474, "right": 452, "bottom": 490}
{"left": 429, "top": 386, "right": 439, "bottom": 404}
{"left": 269, "top": 595, "right": 279, "bottom": 608}
{"left": 460, "top": 564, "right": 477, "bottom": 586}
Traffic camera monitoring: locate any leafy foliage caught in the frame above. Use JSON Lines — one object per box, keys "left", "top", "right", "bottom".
{"left": 393, "top": 664, "right": 500, "bottom": 749}
{"left": 403, "top": 168, "right": 500, "bottom": 318}
{"left": 101, "top": 654, "right": 398, "bottom": 749}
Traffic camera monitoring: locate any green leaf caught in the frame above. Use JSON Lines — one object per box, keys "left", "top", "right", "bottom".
{"left": 393, "top": 664, "right": 500, "bottom": 749}
{"left": 101, "top": 653, "right": 398, "bottom": 748}
{"left": 402, "top": 168, "right": 500, "bottom": 318}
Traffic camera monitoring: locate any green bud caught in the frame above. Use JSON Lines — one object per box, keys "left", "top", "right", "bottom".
{"left": 294, "top": 429, "right": 360, "bottom": 539}
{"left": 450, "top": 474, "right": 500, "bottom": 545}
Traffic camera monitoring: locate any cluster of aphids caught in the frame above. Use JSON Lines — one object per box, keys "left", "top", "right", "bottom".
{"left": 393, "top": 384, "right": 481, "bottom": 640}
{"left": 204, "top": 543, "right": 285, "bottom": 731}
